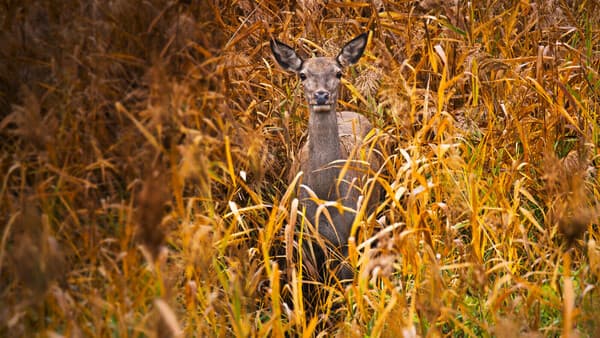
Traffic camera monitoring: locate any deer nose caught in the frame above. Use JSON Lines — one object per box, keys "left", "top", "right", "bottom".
{"left": 314, "top": 91, "right": 329, "bottom": 105}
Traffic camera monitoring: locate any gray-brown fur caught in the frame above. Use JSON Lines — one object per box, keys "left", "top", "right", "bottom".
{"left": 271, "top": 33, "right": 374, "bottom": 281}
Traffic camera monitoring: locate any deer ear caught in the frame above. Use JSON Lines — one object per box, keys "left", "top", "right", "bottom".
{"left": 337, "top": 32, "right": 368, "bottom": 67}
{"left": 270, "top": 39, "right": 303, "bottom": 72}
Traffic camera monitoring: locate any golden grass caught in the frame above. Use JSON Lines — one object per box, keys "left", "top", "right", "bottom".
{"left": 1, "top": 0, "right": 599, "bottom": 336}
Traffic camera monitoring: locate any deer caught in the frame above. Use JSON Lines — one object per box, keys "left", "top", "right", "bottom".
{"left": 270, "top": 33, "right": 377, "bottom": 283}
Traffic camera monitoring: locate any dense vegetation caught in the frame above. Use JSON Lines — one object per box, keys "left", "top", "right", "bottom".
{"left": 1, "top": 0, "right": 599, "bottom": 336}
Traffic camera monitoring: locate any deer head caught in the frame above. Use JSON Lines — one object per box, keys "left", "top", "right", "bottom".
{"left": 270, "top": 33, "right": 368, "bottom": 113}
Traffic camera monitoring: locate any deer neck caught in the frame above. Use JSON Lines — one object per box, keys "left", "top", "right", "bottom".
{"left": 306, "top": 105, "right": 341, "bottom": 200}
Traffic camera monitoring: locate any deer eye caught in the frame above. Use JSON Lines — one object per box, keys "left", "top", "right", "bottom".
{"left": 336, "top": 71, "right": 342, "bottom": 79}
{"left": 299, "top": 72, "right": 307, "bottom": 81}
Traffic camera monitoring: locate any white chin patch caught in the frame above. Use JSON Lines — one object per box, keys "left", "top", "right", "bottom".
{"left": 312, "top": 104, "right": 331, "bottom": 112}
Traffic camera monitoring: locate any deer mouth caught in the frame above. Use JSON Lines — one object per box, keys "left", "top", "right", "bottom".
{"left": 311, "top": 104, "right": 332, "bottom": 112}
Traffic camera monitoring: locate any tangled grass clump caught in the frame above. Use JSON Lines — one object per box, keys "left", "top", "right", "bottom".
{"left": 1, "top": 0, "right": 599, "bottom": 336}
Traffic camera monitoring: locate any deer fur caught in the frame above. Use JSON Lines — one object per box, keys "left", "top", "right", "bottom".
{"left": 271, "top": 33, "right": 376, "bottom": 281}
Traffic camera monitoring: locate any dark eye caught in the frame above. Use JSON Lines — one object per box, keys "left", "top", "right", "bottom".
{"left": 299, "top": 73, "right": 307, "bottom": 81}
{"left": 336, "top": 71, "right": 342, "bottom": 79}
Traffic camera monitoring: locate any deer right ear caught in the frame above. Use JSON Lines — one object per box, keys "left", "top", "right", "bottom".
{"left": 270, "top": 39, "right": 303, "bottom": 72}
{"left": 337, "top": 32, "right": 368, "bottom": 67}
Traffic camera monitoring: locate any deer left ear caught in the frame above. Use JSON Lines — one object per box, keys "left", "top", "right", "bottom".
{"left": 337, "top": 32, "right": 368, "bottom": 67}
{"left": 270, "top": 39, "right": 304, "bottom": 72}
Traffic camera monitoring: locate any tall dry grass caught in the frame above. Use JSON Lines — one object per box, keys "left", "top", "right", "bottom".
{"left": 1, "top": 0, "right": 599, "bottom": 336}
